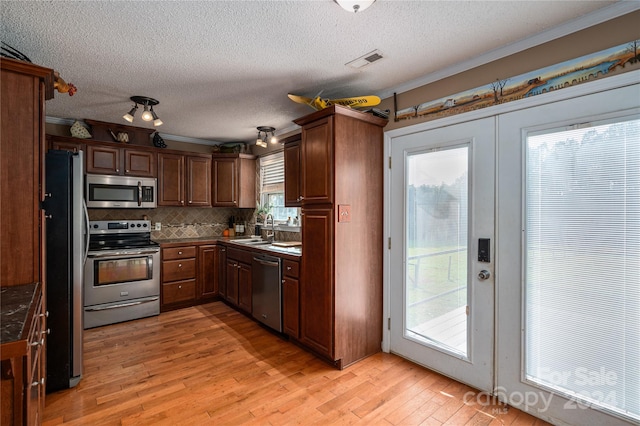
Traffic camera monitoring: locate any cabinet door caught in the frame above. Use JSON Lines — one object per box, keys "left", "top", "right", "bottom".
{"left": 238, "top": 262, "right": 252, "bottom": 313}
{"left": 86, "top": 145, "right": 121, "bottom": 175}
{"left": 124, "top": 149, "right": 156, "bottom": 177}
{"left": 198, "top": 244, "right": 218, "bottom": 300}
{"left": 301, "top": 117, "right": 333, "bottom": 204}
{"left": 284, "top": 140, "right": 302, "bottom": 207}
{"left": 157, "top": 153, "right": 184, "bottom": 206}
{"left": 212, "top": 157, "right": 237, "bottom": 207}
{"left": 300, "top": 207, "right": 334, "bottom": 358}
{"left": 218, "top": 246, "right": 227, "bottom": 298}
{"left": 187, "top": 156, "right": 212, "bottom": 206}
{"left": 225, "top": 258, "right": 239, "bottom": 306}
{"left": 283, "top": 276, "right": 300, "bottom": 338}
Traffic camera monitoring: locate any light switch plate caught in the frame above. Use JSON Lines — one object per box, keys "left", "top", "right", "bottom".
{"left": 338, "top": 205, "right": 351, "bottom": 223}
{"left": 155, "top": 222, "right": 161, "bottom": 231}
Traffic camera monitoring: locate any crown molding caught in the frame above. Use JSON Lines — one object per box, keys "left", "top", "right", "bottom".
{"left": 378, "top": 2, "right": 640, "bottom": 100}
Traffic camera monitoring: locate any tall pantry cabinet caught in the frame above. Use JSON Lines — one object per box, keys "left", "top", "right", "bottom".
{"left": 1, "top": 58, "right": 54, "bottom": 425}
{"left": 293, "top": 105, "right": 388, "bottom": 369}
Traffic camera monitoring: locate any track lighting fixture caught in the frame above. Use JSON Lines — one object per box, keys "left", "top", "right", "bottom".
{"left": 123, "top": 96, "right": 162, "bottom": 126}
{"left": 256, "top": 126, "right": 276, "bottom": 148}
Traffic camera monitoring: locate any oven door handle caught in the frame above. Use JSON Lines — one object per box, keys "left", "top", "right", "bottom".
{"left": 87, "top": 249, "right": 160, "bottom": 258}
{"left": 138, "top": 181, "right": 143, "bottom": 207}
{"left": 84, "top": 296, "right": 159, "bottom": 311}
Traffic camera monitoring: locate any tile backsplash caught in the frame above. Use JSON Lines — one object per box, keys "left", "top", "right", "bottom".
{"left": 88, "top": 207, "right": 255, "bottom": 239}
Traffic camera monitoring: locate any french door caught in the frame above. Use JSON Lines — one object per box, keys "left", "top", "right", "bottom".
{"left": 389, "top": 117, "right": 495, "bottom": 392}
{"left": 497, "top": 85, "right": 639, "bottom": 426}
{"left": 386, "top": 75, "right": 639, "bottom": 426}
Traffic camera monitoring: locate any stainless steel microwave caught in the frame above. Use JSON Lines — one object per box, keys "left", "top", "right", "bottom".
{"left": 86, "top": 174, "right": 157, "bottom": 208}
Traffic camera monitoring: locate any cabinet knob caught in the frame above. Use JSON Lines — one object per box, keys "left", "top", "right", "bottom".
{"left": 178, "top": 263, "right": 182, "bottom": 268}
{"left": 45, "top": 214, "right": 53, "bottom": 219}
{"left": 31, "top": 378, "right": 45, "bottom": 387}
{"left": 41, "top": 328, "right": 50, "bottom": 335}
{"left": 237, "top": 265, "right": 241, "bottom": 269}
{"left": 181, "top": 200, "right": 184, "bottom": 205}
{"left": 116, "top": 169, "right": 120, "bottom": 173}
{"left": 282, "top": 280, "right": 285, "bottom": 284}
{"left": 298, "top": 196, "right": 304, "bottom": 201}
{"left": 40, "top": 311, "right": 49, "bottom": 318}
{"left": 188, "top": 200, "right": 192, "bottom": 204}
{"left": 44, "top": 192, "right": 52, "bottom": 198}
{"left": 287, "top": 266, "right": 292, "bottom": 271}
{"left": 178, "top": 251, "right": 183, "bottom": 255}
{"left": 178, "top": 285, "right": 182, "bottom": 289}
{"left": 126, "top": 169, "right": 130, "bottom": 173}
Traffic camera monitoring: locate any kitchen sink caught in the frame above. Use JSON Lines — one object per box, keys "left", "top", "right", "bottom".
{"left": 232, "top": 239, "right": 271, "bottom": 246}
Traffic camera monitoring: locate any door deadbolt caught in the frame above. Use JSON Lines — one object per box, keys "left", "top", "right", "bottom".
{"left": 478, "top": 270, "right": 491, "bottom": 280}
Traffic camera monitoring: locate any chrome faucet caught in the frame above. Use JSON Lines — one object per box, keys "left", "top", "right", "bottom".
{"left": 265, "top": 214, "right": 275, "bottom": 243}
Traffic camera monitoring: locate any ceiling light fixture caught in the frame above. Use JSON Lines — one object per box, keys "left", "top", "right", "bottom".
{"left": 334, "top": 0, "right": 375, "bottom": 13}
{"left": 256, "top": 126, "right": 276, "bottom": 148}
{"left": 123, "top": 96, "right": 162, "bottom": 126}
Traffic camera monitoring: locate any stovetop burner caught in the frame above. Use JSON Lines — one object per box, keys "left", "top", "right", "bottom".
{"left": 88, "top": 220, "right": 158, "bottom": 251}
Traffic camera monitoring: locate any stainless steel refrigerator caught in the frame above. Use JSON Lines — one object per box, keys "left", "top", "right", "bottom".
{"left": 45, "top": 150, "right": 87, "bottom": 392}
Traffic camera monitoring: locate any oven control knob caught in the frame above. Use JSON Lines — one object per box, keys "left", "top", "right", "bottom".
{"left": 93, "top": 224, "right": 98, "bottom": 229}
{"left": 143, "top": 223, "right": 147, "bottom": 227}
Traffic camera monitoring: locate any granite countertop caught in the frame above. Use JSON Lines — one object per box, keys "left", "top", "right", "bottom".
{"left": 155, "top": 236, "right": 302, "bottom": 258}
{"left": 1, "top": 283, "right": 38, "bottom": 344}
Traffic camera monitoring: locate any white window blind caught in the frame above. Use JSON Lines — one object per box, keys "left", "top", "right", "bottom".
{"left": 524, "top": 116, "right": 640, "bottom": 422}
{"left": 260, "top": 152, "right": 284, "bottom": 193}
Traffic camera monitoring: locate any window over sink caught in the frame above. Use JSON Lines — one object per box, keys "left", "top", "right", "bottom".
{"left": 260, "top": 152, "right": 299, "bottom": 223}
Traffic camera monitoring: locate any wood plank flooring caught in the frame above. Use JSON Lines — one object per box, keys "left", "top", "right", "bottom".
{"left": 43, "top": 302, "right": 550, "bottom": 425}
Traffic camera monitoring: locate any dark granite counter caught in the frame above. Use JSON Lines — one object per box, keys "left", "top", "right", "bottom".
{"left": 1, "top": 283, "right": 38, "bottom": 344}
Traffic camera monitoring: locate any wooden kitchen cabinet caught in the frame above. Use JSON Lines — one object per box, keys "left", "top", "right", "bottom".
{"left": 217, "top": 245, "right": 227, "bottom": 299}
{"left": 1, "top": 283, "right": 47, "bottom": 426}
{"left": 1, "top": 58, "right": 53, "bottom": 289}
{"left": 158, "top": 152, "right": 211, "bottom": 207}
{"left": 161, "top": 245, "right": 197, "bottom": 310}
{"left": 48, "top": 135, "right": 85, "bottom": 154}
{"left": 224, "top": 247, "right": 252, "bottom": 313}
{"left": 282, "top": 259, "right": 300, "bottom": 339}
{"left": 197, "top": 244, "right": 218, "bottom": 301}
{"left": 293, "top": 105, "right": 388, "bottom": 368}
{"left": 86, "top": 144, "right": 156, "bottom": 177}
{"left": 283, "top": 134, "right": 302, "bottom": 207}
{"left": 212, "top": 153, "right": 257, "bottom": 208}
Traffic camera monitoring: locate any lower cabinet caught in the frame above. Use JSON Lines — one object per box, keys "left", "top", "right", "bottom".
{"left": 224, "top": 247, "right": 252, "bottom": 314}
{"left": 0, "top": 283, "right": 46, "bottom": 426}
{"left": 161, "top": 245, "right": 197, "bottom": 310}
{"left": 282, "top": 259, "right": 300, "bottom": 338}
{"left": 198, "top": 245, "right": 218, "bottom": 302}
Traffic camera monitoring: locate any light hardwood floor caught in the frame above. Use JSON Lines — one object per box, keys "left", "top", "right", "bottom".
{"left": 43, "top": 302, "right": 549, "bottom": 425}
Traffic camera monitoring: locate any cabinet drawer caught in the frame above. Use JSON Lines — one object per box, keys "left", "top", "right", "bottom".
{"left": 162, "top": 258, "right": 196, "bottom": 282}
{"left": 163, "top": 280, "right": 196, "bottom": 304}
{"left": 283, "top": 260, "right": 299, "bottom": 278}
{"left": 163, "top": 246, "right": 197, "bottom": 260}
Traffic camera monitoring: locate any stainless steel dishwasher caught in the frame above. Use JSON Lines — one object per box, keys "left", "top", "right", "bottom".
{"left": 251, "top": 253, "right": 282, "bottom": 332}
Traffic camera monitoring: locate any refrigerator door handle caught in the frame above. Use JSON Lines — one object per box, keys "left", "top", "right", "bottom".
{"left": 83, "top": 199, "right": 90, "bottom": 264}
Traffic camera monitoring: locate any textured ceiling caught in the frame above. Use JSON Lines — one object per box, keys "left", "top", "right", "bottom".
{"left": 0, "top": 1, "right": 628, "bottom": 145}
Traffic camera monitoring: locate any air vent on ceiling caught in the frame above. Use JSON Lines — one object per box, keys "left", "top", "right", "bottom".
{"left": 346, "top": 49, "right": 384, "bottom": 69}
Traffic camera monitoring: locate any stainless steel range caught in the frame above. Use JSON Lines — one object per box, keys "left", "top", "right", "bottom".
{"left": 83, "top": 220, "right": 160, "bottom": 329}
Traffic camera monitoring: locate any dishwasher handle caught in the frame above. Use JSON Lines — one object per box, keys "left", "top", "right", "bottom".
{"left": 253, "top": 256, "right": 280, "bottom": 267}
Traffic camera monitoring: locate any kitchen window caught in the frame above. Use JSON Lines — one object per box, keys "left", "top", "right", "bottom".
{"left": 260, "top": 152, "right": 299, "bottom": 222}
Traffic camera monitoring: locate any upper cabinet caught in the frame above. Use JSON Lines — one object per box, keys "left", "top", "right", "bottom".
{"left": 158, "top": 152, "right": 211, "bottom": 207}
{"left": 85, "top": 144, "right": 156, "bottom": 177}
{"left": 212, "top": 154, "right": 256, "bottom": 208}
{"left": 283, "top": 134, "right": 302, "bottom": 207}
{"left": 1, "top": 58, "right": 54, "bottom": 287}
{"left": 299, "top": 116, "right": 334, "bottom": 205}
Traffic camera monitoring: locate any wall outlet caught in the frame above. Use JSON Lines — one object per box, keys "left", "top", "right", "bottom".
{"left": 155, "top": 222, "right": 161, "bottom": 231}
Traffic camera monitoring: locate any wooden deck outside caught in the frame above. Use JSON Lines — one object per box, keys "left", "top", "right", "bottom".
{"left": 410, "top": 305, "right": 468, "bottom": 355}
